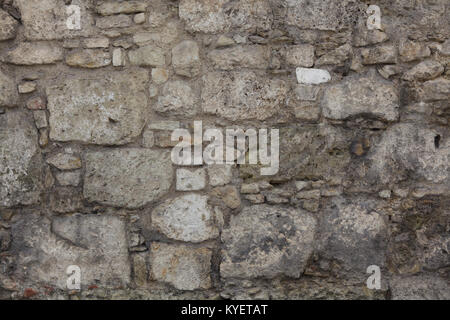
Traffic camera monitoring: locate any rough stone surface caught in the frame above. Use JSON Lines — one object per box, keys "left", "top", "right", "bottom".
{"left": 221, "top": 205, "right": 317, "bottom": 279}
{"left": 0, "top": 9, "right": 19, "bottom": 41}
{"left": 129, "top": 46, "right": 165, "bottom": 67}
{"left": 150, "top": 243, "right": 212, "bottom": 291}
{"left": 285, "top": 45, "right": 315, "bottom": 67}
{"left": 172, "top": 40, "right": 201, "bottom": 77}
{"left": 0, "top": 112, "right": 42, "bottom": 207}
{"left": 84, "top": 149, "right": 173, "bottom": 208}
{"left": 322, "top": 73, "right": 399, "bottom": 122}
{"left": 0, "top": 70, "right": 18, "bottom": 107}
{"left": 47, "top": 70, "right": 148, "bottom": 145}
{"left": 66, "top": 50, "right": 111, "bottom": 68}
{"left": 208, "top": 46, "right": 270, "bottom": 70}
{"left": 403, "top": 60, "right": 444, "bottom": 81}
{"left": 176, "top": 168, "right": 206, "bottom": 191}
{"left": 3, "top": 43, "right": 63, "bottom": 65}
{"left": 152, "top": 194, "right": 219, "bottom": 242}
{"left": 156, "top": 80, "right": 198, "bottom": 116}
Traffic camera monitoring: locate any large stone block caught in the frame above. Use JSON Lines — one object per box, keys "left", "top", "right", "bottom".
{"left": 0, "top": 70, "right": 18, "bottom": 107}
{"left": 47, "top": 70, "right": 149, "bottom": 145}
{"left": 83, "top": 149, "right": 173, "bottom": 208}
{"left": 208, "top": 45, "right": 270, "bottom": 70}
{"left": 152, "top": 194, "right": 219, "bottom": 242}
{"left": 2, "top": 43, "right": 64, "bottom": 65}
{"left": 0, "top": 111, "right": 42, "bottom": 207}
{"left": 15, "top": 0, "right": 94, "bottom": 40}
{"left": 150, "top": 243, "right": 212, "bottom": 290}
{"left": 0, "top": 9, "right": 19, "bottom": 41}
{"left": 221, "top": 205, "right": 317, "bottom": 279}
{"left": 11, "top": 214, "right": 130, "bottom": 289}
{"left": 322, "top": 73, "right": 399, "bottom": 122}
{"left": 202, "top": 71, "right": 288, "bottom": 121}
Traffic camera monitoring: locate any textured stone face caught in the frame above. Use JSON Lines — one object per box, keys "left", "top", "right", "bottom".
{"left": 11, "top": 215, "right": 130, "bottom": 289}
{"left": 156, "top": 80, "right": 198, "bottom": 116}
{"left": 83, "top": 149, "right": 173, "bottom": 208}
{"left": 221, "top": 205, "right": 317, "bottom": 279}
{"left": 150, "top": 243, "right": 212, "bottom": 290}
{"left": 172, "top": 40, "right": 201, "bottom": 77}
{"left": 152, "top": 194, "right": 219, "bottom": 242}
{"left": 0, "top": 9, "right": 19, "bottom": 41}
{"left": 208, "top": 46, "right": 270, "bottom": 70}
{"left": 3, "top": 43, "right": 63, "bottom": 65}
{"left": 0, "top": 70, "right": 18, "bottom": 107}
{"left": 322, "top": 74, "right": 399, "bottom": 122}
{"left": 47, "top": 70, "right": 148, "bottom": 145}
{"left": 0, "top": 111, "right": 42, "bottom": 207}
{"left": 202, "top": 71, "right": 288, "bottom": 121}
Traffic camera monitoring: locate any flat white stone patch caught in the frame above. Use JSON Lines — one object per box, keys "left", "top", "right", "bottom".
{"left": 296, "top": 67, "right": 331, "bottom": 85}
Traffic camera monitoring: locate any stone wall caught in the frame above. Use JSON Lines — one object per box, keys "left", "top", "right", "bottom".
{"left": 0, "top": 0, "right": 449, "bottom": 300}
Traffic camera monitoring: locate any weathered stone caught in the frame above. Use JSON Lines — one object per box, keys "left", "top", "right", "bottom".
{"left": 403, "top": 60, "right": 444, "bottom": 81}
{"left": 0, "top": 9, "right": 19, "bottom": 41}
{"left": 377, "top": 65, "right": 402, "bottom": 80}
{"left": 399, "top": 40, "right": 431, "bottom": 62}
{"left": 293, "top": 102, "right": 320, "bottom": 122}
{"left": 16, "top": 0, "right": 94, "bottom": 40}
{"left": 96, "top": 15, "right": 132, "bottom": 29}
{"left": 390, "top": 275, "right": 450, "bottom": 300}
{"left": 150, "top": 243, "right": 212, "bottom": 290}
{"left": 0, "top": 70, "right": 18, "bottom": 107}
{"left": 0, "top": 111, "right": 42, "bottom": 207}
{"left": 11, "top": 215, "right": 130, "bottom": 289}
{"left": 49, "top": 188, "right": 82, "bottom": 213}
{"left": 315, "top": 44, "right": 352, "bottom": 66}
{"left": 55, "top": 171, "right": 81, "bottom": 187}
{"left": 176, "top": 168, "right": 206, "bottom": 191}
{"left": 66, "top": 50, "right": 111, "bottom": 68}
{"left": 3, "top": 43, "right": 63, "bottom": 65}
{"left": 26, "top": 97, "right": 46, "bottom": 110}
{"left": 156, "top": 80, "right": 198, "bottom": 116}
{"left": 368, "top": 123, "right": 449, "bottom": 184}
{"left": 152, "top": 194, "right": 219, "bottom": 242}
{"left": 179, "top": 0, "right": 272, "bottom": 34}
{"left": 208, "top": 45, "right": 269, "bottom": 70}
{"left": 47, "top": 70, "right": 149, "bottom": 145}
{"left": 285, "top": 45, "right": 315, "bottom": 67}
{"left": 419, "top": 78, "right": 450, "bottom": 101}
{"left": 46, "top": 153, "right": 82, "bottom": 170}
{"left": 241, "top": 183, "right": 260, "bottom": 194}
{"left": 112, "top": 48, "right": 125, "bottom": 67}
{"left": 129, "top": 45, "right": 165, "bottom": 67}
{"left": 202, "top": 71, "right": 288, "bottom": 121}
{"left": 83, "top": 38, "right": 109, "bottom": 49}
{"left": 221, "top": 205, "right": 317, "bottom": 279}
{"left": 96, "top": 1, "right": 147, "bottom": 16}
{"left": 216, "top": 35, "right": 235, "bottom": 47}
{"left": 322, "top": 73, "right": 399, "bottom": 122}
{"left": 361, "top": 44, "right": 397, "bottom": 65}
{"left": 172, "top": 40, "right": 201, "bottom": 77}
{"left": 132, "top": 253, "right": 147, "bottom": 287}
{"left": 353, "top": 25, "right": 388, "bottom": 47}
{"left": 18, "top": 82, "right": 37, "bottom": 94}
{"left": 134, "top": 13, "right": 146, "bottom": 24}
{"left": 211, "top": 186, "right": 241, "bottom": 209}
{"left": 319, "top": 197, "right": 387, "bottom": 274}
{"left": 208, "top": 165, "right": 232, "bottom": 186}
{"left": 84, "top": 149, "right": 173, "bottom": 208}
{"left": 151, "top": 68, "right": 169, "bottom": 84}
{"left": 296, "top": 68, "right": 331, "bottom": 85}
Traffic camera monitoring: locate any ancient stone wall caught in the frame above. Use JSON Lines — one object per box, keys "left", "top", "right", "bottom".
{"left": 0, "top": 0, "right": 448, "bottom": 299}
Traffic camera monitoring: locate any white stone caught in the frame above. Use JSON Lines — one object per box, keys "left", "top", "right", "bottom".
{"left": 296, "top": 67, "right": 331, "bottom": 85}
{"left": 112, "top": 48, "right": 124, "bottom": 66}
{"left": 176, "top": 168, "right": 206, "bottom": 191}
{"left": 208, "top": 165, "right": 232, "bottom": 186}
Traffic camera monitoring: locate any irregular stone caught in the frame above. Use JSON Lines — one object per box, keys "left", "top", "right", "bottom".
{"left": 419, "top": 78, "right": 450, "bottom": 101}
{"left": 112, "top": 48, "right": 125, "bottom": 67}
{"left": 285, "top": 44, "right": 315, "bottom": 67}
{"left": 208, "top": 45, "right": 269, "bottom": 70}
{"left": 150, "top": 243, "right": 212, "bottom": 290}
{"left": 129, "top": 45, "right": 165, "bottom": 67}
{"left": 172, "top": 40, "right": 201, "bottom": 77}
{"left": 132, "top": 253, "right": 147, "bottom": 287}
{"left": 368, "top": 123, "right": 449, "bottom": 184}
{"left": 322, "top": 73, "right": 399, "bottom": 122}
{"left": 18, "top": 82, "right": 37, "bottom": 94}
{"left": 402, "top": 60, "right": 444, "bottom": 81}
{"left": 353, "top": 25, "right": 388, "bottom": 47}
{"left": 0, "top": 70, "right": 18, "bottom": 107}
{"left": 241, "top": 183, "right": 260, "bottom": 194}
{"left": 361, "top": 44, "right": 397, "bottom": 65}
{"left": 49, "top": 188, "right": 82, "bottom": 213}
{"left": 152, "top": 194, "right": 219, "bottom": 242}
{"left": 179, "top": 0, "right": 272, "bottom": 34}
{"left": 11, "top": 215, "right": 130, "bottom": 289}
{"left": 26, "top": 97, "right": 46, "bottom": 110}
{"left": 156, "top": 80, "right": 198, "bottom": 116}
{"left": 66, "top": 50, "right": 111, "bottom": 68}
{"left": 399, "top": 40, "right": 431, "bottom": 62}
{"left": 390, "top": 275, "right": 450, "bottom": 300}
{"left": 221, "top": 205, "right": 317, "bottom": 279}
{"left": 46, "top": 153, "right": 82, "bottom": 170}
{"left": 293, "top": 102, "right": 320, "bottom": 122}
{"left": 296, "top": 190, "right": 321, "bottom": 200}
{"left": 0, "top": 111, "right": 42, "bottom": 207}
{"left": 377, "top": 65, "right": 402, "bottom": 80}
{"left": 285, "top": 0, "right": 362, "bottom": 31}
{"left": 96, "top": 1, "right": 147, "bottom": 15}
{"left": 83, "top": 38, "right": 109, "bottom": 49}
{"left": 216, "top": 35, "right": 235, "bottom": 47}
{"left": 84, "top": 149, "right": 173, "bottom": 208}
{"left": 34, "top": 110, "right": 48, "bottom": 129}
{"left": 142, "top": 130, "right": 154, "bottom": 148}
{"left": 319, "top": 197, "right": 387, "bottom": 274}
{"left": 16, "top": 0, "right": 94, "bottom": 40}
{"left": 47, "top": 70, "right": 148, "bottom": 145}
{"left": 96, "top": 15, "right": 132, "bottom": 29}
{"left": 151, "top": 68, "right": 169, "bottom": 84}
{"left": 245, "top": 194, "right": 265, "bottom": 204}
{"left": 55, "top": 171, "right": 81, "bottom": 187}
{"left": 315, "top": 44, "right": 352, "bottom": 66}
{"left": 0, "top": 9, "right": 19, "bottom": 41}
{"left": 211, "top": 186, "right": 241, "bottom": 209}
{"left": 3, "top": 43, "right": 63, "bottom": 65}
{"left": 134, "top": 13, "right": 146, "bottom": 24}
{"left": 202, "top": 71, "right": 288, "bottom": 121}
{"left": 208, "top": 165, "right": 232, "bottom": 186}
{"left": 176, "top": 168, "right": 206, "bottom": 191}
{"left": 296, "top": 68, "right": 331, "bottom": 85}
